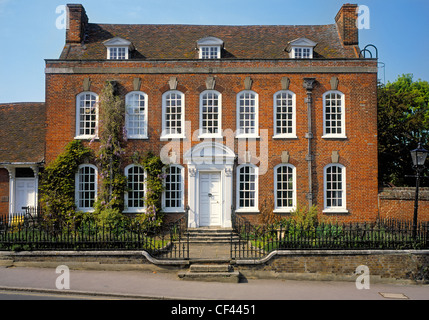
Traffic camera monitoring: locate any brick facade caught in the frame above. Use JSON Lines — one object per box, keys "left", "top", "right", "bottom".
{"left": 44, "top": 2, "right": 379, "bottom": 224}
{"left": 1, "top": 4, "right": 386, "bottom": 224}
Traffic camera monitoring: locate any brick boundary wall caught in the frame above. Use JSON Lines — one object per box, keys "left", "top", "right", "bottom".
{"left": 378, "top": 188, "right": 429, "bottom": 222}
{"left": 1, "top": 250, "right": 428, "bottom": 283}
{"left": 235, "top": 250, "right": 429, "bottom": 283}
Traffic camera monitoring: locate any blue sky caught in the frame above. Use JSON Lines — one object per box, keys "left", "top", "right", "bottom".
{"left": 0, "top": 0, "right": 428, "bottom": 103}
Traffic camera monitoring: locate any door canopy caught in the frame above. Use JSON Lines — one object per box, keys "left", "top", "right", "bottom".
{"left": 184, "top": 142, "right": 236, "bottom": 165}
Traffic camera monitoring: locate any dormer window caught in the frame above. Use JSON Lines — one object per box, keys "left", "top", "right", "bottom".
{"left": 197, "top": 36, "right": 223, "bottom": 59}
{"left": 293, "top": 47, "right": 312, "bottom": 59}
{"left": 109, "top": 47, "right": 127, "bottom": 60}
{"left": 286, "top": 37, "right": 317, "bottom": 59}
{"left": 201, "top": 46, "right": 220, "bottom": 59}
{"left": 103, "top": 37, "right": 134, "bottom": 60}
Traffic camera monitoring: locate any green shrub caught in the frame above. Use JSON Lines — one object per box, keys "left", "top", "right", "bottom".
{"left": 94, "top": 203, "right": 124, "bottom": 228}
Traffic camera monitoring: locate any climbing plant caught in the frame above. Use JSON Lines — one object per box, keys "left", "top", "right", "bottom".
{"left": 94, "top": 81, "right": 128, "bottom": 224}
{"left": 39, "top": 140, "right": 93, "bottom": 226}
{"left": 132, "top": 151, "right": 167, "bottom": 229}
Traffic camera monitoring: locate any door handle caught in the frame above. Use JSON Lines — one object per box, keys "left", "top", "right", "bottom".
{"left": 208, "top": 193, "right": 213, "bottom": 197}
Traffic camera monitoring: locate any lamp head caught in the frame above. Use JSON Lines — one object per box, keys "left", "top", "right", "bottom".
{"left": 411, "top": 142, "right": 429, "bottom": 169}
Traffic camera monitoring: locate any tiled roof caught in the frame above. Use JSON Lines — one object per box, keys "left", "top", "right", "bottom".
{"left": 0, "top": 103, "right": 46, "bottom": 164}
{"left": 61, "top": 23, "right": 359, "bottom": 60}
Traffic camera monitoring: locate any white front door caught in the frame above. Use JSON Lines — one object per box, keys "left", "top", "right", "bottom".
{"left": 199, "top": 172, "right": 221, "bottom": 227}
{"left": 15, "top": 178, "right": 36, "bottom": 213}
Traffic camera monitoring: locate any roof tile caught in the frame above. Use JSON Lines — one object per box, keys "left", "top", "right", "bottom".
{"left": 61, "top": 23, "right": 358, "bottom": 60}
{"left": 0, "top": 103, "right": 46, "bottom": 164}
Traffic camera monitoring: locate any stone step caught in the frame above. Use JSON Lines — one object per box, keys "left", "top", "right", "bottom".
{"left": 187, "top": 228, "right": 234, "bottom": 234}
{"left": 186, "top": 228, "right": 239, "bottom": 243}
{"left": 178, "top": 264, "right": 240, "bottom": 283}
{"left": 190, "top": 264, "right": 232, "bottom": 273}
{"left": 188, "top": 234, "right": 238, "bottom": 240}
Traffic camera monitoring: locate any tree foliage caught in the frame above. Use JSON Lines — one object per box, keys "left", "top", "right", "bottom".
{"left": 378, "top": 74, "right": 429, "bottom": 186}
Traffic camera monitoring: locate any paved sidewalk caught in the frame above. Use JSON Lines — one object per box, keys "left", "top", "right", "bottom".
{"left": 0, "top": 266, "right": 428, "bottom": 300}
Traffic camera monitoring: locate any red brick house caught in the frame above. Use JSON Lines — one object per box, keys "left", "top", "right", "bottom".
{"left": 1, "top": 3, "right": 380, "bottom": 225}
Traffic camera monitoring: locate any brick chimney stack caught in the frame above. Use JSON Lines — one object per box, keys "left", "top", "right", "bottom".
{"left": 335, "top": 3, "right": 359, "bottom": 46}
{"left": 66, "top": 4, "right": 88, "bottom": 44}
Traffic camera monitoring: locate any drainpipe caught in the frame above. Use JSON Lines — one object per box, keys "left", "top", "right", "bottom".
{"left": 303, "top": 78, "right": 316, "bottom": 209}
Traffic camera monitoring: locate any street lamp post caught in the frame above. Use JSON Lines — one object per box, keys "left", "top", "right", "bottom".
{"left": 410, "top": 142, "right": 428, "bottom": 239}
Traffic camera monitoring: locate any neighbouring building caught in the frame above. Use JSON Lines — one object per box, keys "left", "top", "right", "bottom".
{"left": 1, "top": 3, "right": 383, "bottom": 226}
{"left": 0, "top": 103, "right": 46, "bottom": 217}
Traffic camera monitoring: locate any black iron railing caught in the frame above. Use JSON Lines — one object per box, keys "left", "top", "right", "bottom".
{"left": 0, "top": 210, "right": 189, "bottom": 260}
{"left": 231, "top": 215, "right": 429, "bottom": 260}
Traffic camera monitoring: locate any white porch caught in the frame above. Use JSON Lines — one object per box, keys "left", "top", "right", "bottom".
{"left": 184, "top": 142, "right": 236, "bottom": 229}
{"left": 2, "top": 164, "right": 40, "bottom": 218}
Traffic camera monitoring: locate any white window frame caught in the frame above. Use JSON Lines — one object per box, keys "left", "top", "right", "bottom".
{"left": 198, "top": 90, "right": 223, "bottom": 139}
{"left": 161, "top": 91, "right": 186, "bottom": 140}
{"left": 162, "top": 165, "right": 185, "bottom": 213}
{"left": 124, "top": 164, "right": 146, "bottom": 213}
{"left": 236, "top": 90, "right": 259, "bottom": 139}
{"left": 236, "top": 164, "right": 259, "bottom": 212}
{"left": 322, "top": 91, "right": 347, "bottom": 139}
{"left": 75, "top": 92, "right": 99, "bottom": 140}
{"left": 125, "top": 91, "right": 148, "bottom": 139}
{"left": 323, "top": 164, "right": 348, "bottom": 213}
{"left": 273, "top": 90, "right": 297, "bottom": 139}
{"left": 107, "top": 47, "right": 129, "bottom": 60}
{"left": 274, "top": 164, "right": 297, "bottom": 213}
{"left": 292, "top": 47, "right": 313, "bottom": 59}
{"left": 199, "top": 46, "right": 221, "bottom": 59}
{"left": 75, "top": 164, "right": 98, "bottom": 212}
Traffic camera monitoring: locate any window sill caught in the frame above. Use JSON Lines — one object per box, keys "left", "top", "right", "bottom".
{"left": 235, "top": 209, "right": 260, "bottom": 214}
{"left": 123, "top": 209, "right": 146, "bottom": 214}
{"left": 273, "top": 208, "right": 296, "bottom": 213}
{"left": 76, "top": 208, "right": 95, "bottom": 213}
{"left": 323, "top": 208, "right": 349, "bottom": 214}
{"left": 163, "top": 208, "right": 185, "bottom": 213}
{"left": 75, "top": 136, "right": 99, "bottom": 141}
{"left": 127, "top": 136, "right": 148, "bottom": 140}
{"left": 322, "top": 135, "right": 347, "bottom": 140}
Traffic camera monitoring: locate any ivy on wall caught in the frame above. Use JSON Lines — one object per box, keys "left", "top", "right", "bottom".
{"left": 132, "top": 151, "right": 167, "bottom": 229}
{"left": 40, "top": 81, "right": 167, "bottom": 229}
{"left": 39, "top": 140, "right": 93, "bottom": 226}
{"left": 93, "top": 81, "right": 128, "bottom": 225}
{"left": 97, "top": 81, "right": 127, "bottom": 209}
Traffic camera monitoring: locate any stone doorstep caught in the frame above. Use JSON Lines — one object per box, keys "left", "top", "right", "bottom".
{"left": 187, "top": 227, "right": 234, "bottom": 233}
{"left": 187, "top": 238, "right": 237, "bottom": 244}
{"left": 190, "top": 264, "right": 231, "bottom": 273}
{"left": 187, "top": 228, "right": 239, "bottom": 244}
{"left": 178, "top": 264, "right": 241, "bottom": 283}
{"left": 0, "top": 259, "right": 13, "bottom": 267}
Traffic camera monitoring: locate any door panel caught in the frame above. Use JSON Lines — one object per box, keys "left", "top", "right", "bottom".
{"left": 15, "top": 178, "right": 36, "bottom": 213}
{"left": 199, "top": 172, "right": 221, "bottom": 227}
